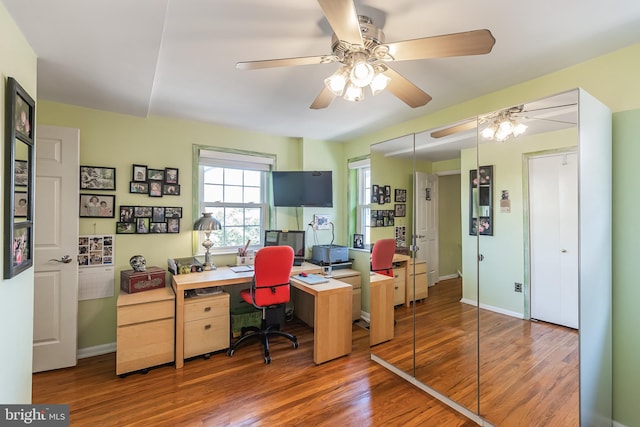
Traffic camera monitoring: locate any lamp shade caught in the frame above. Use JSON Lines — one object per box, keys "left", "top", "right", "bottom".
{"left": 193, "top": 212, "right": 221, "bottom": 232}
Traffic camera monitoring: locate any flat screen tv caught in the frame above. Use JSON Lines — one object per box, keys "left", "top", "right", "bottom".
{"left": 272, "top": 171, "right": 333, "bottom": 207}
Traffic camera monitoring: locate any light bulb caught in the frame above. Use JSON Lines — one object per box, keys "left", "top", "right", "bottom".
{"left": 513, "top": 122, "right": 528, "bottom": 136}
{"left": 343, "top": 83, "right": 364, "bottom": 102}
{"left": 482, "top": 125, "right": 497, "bottom": 139}
{"left": 370, "top": 72, "right": 390, "bottom": 96}
{"left": 349, "top": 57, "right": 374, "bottom": 88}
{"left": 324, "top": 67, "right": 348, "bottom": 96}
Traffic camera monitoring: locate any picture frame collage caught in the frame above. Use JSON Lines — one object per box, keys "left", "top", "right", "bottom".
{"left": 116, "top": 206, "right": 182, "bottom": 234}
{"left": 79, "top": 165, "right": 116, "bottom": 218}
{"left": 78, "top": 235, "right": 114, "bottom": 267}
{"left": 131, "top": 164, "right": 180, "bottom": 197}
{"left": 370, "top": 185, "right": 407, "bottom": 227}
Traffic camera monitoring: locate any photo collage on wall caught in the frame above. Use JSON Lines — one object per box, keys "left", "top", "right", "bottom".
{"left": 116, "top": 206, "right": 182, "bottom": 234}
{"left": 370, "top": 185, "right": 407, "bottom": 227}
{"left": 78, "top": 235, "right": 114, "bottom": 267}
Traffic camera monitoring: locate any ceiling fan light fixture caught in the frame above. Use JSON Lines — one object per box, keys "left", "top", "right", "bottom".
{"left": 349, "top": 58, "right": 375, "bottom": 87}
{"left": 369, "top": 72, "right": 390, "bottom": 96}
{"left": 482, "top": 110, "right": 527, "bottom": 141}
{"left": 324, "top": 66, "right": 349, "bottom": 96}
{"left": 343, "top": 82, "right": 364, "bottom": 102}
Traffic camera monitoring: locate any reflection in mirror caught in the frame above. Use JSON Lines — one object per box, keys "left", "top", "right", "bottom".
{"left": 367, "top": 89, "right": 604, "bottom": 425}
{"left": 14, "top": 139, "right": 29, "bottom": 223}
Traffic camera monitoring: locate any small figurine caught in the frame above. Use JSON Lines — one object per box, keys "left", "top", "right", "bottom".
{"left": 129, "top": 255, "right": 147, "bottom": 272}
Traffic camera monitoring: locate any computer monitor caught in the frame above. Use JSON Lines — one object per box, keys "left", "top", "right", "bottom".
{"left": 264, "top": 230, "right": 306, "bottom": 266}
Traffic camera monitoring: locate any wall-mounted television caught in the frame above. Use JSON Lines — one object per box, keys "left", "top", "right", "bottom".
{"left": 272, "top": 171, "right": 333, "bottom": 207}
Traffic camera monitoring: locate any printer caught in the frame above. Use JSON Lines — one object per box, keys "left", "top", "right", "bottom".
{"left": 311, "top": 244, "right": 349, "bottom": 265}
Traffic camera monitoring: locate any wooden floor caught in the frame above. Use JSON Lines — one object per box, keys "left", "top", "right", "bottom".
{"left": 373, "top": 278, "right": 579, "bottom": 427}
{"left": 33, "top": 317, "right": 477, "bottom": 426}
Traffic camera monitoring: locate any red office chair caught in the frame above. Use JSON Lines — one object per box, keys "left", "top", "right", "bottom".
{"left": 227, "top": 245, "right": 299, "bottom": 364}
{"left": 371, "top": 238, "right": 396, "bottom": 278}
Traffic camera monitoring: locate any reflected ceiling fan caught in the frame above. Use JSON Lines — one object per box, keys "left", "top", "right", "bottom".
{"left": 236, "top": 0, "right": 496, "bottom": 109}
{"left": 430, "top": 103, "right": 578, "bottom": 141}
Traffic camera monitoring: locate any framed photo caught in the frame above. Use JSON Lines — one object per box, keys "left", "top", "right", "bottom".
{"left": 394, "top": 188, "right": 407, "bottom": 202}
{"left": 150, "top": 222, "right": 168, "bottom": 233}
{"left": 165, "top": 207, "right": 182, "bottom": 218}
{"left": 371, "top": 185, "right": 379, "bottom": 203}
{"left": 167, "top": 218, "right": 180, "bottom": 233}
{"left": 130, "top": 181, "right": 149, "bottom": 194}
{"left": 152, "top": 207, "right": 165, "bottom": 222}
{"left": 79, "top": 194, "right": 115, "bottom": 218}
{"left": 136, "top": 218, "right": 150, "bottom": 234}
{"left": 163, "top": 184, "right": 180, "bottom": 195}
{"left": 14, "top": 160, "right": 28, "bottom": 186}
{"left": 148, "top": 180, "right": 163, "bottom": 197}
{"left": 147, "top": 168, "right": 164, "bottom": 181}
{"left": 394, "top": 204, "right": 406, "bottom": 217}
{"left": 80, "top": 165, "right": 116, "bottom": 190}
{"left": 14, "top": 192, "right": 28, "bottom": 217}
{"left": 165, "top": 167, "right": 179, "bottom": 184}
{"left": 14, "top": 89, "right": 34, "bottom": 140}
{"left": 134, "top": 206, "right": 152, "bottom": 218}
{"left": 116, "top": 222, "right": 136, "bottom": 234}
{"left": 132, "top": 164, "right": 147, "bottom": 182}
{"left": 119, "top": 206, "right": 135, "bottom": 223}
{"left": 11, "top": 222, "right": 32, "bottom": 272}
{"left": 378, "top": 186, "right": 386, "bottom": 205}
{"left": 353, "top": 233, "right": 364, "bottom": 249}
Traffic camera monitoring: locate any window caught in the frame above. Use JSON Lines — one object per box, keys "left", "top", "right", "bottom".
{"left": 198, "top": 149, "right": 274, "bottom": 252}
{"left": 349, "top": 159, "right": 371, "bottom": 247}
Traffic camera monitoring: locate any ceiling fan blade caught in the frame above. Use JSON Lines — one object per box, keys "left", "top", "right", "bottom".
{"left": 317, "top": 0, "right": 364, "bottom": 46}
{"left": 431, "top": 120, "right": 477, "bottom": 138}
{"left": 236, "top": 55, "right": 328, "bottom": 70}
{"left": 386, "top": 29, "right": 496, "bottom": 61}
{"left": 383, "top": 67, "right": 432, "bottom": 108}
{"left": 310, "top": 87, "right": 335, "bottom": 109}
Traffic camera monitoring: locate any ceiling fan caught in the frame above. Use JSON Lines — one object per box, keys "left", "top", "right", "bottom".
{"left": 236, "top": 0, "right": 496, "bottom": 109}
{"left": 430, "top": 103, "right": 578, "bottom": 140}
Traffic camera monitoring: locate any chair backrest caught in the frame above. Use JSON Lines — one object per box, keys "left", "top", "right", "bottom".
{"left": 371, "top": 238, "right": 396, "bottom": 275}
{"left": 252, "top": 245, "right": 294, "bottom": 307}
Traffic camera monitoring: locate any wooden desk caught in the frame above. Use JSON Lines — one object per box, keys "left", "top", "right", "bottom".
{"left": 369, "top": 273, "right": 394, "bottom": 346}
{"left": 289, "top": 276, "right": 353, "bottom": 364}
{"left": 171, "top": 262, "right": 353, "bottom": 368}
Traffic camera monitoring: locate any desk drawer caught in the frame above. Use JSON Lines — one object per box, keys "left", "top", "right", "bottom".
{"left": 116, "top": 317, "right": 174, "bottom": 375}
{"left": 184, "top": 293, "right": 229, "bottom": 322}
{"left": 118, "top": 299, "right": 174, "bottom": 326}
{"left": 184, "top": 315, "right": 230, "bottom": 358}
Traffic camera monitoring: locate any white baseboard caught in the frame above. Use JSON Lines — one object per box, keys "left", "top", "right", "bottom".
{"left": 360, "top": 311, "right": 371, "bottom": 323}
{"left": 438, "top": 273, "right": 458, "bottom": 281}
{"left": 460, "top": 298, "right": 523, "bottom": 319}
{"left": 77, "top": 342, "right": 116, "bottom": 359}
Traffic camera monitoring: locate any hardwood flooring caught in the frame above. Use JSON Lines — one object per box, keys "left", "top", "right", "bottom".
{"left": 373, "top": 278, "right": 579, "bottom": 427}
{"left": 32, "top": 317, "right": 476, "bottom": 426}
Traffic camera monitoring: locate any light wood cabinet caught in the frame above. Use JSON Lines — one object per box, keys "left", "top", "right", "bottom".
{"left": 331, "top": 269, "right": 362, "bottom": 321}
{"left": 369, "top": 273, "right": 394, "bottom": 346}
{"left": 183, "top": 292, "right": 230, "bottom": 359}
{"left": 116, "top": 287, "right": 175, "bottom": 376}
{"left": 392, "top": 266, "right": 406, "bottom": 306}
{"left": 406, "top": 261, "right": 428, "bottom": 305}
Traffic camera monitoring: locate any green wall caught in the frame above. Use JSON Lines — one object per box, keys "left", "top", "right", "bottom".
{"left": 437, "top": 174, "right": 461, "bottom": 278}
{"left": 0, "top": 1, "right": 37, "bottom": 403}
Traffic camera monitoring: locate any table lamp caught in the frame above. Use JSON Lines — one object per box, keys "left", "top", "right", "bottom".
{"left": 193, "top": 212, "right": 221, "bottom": 270}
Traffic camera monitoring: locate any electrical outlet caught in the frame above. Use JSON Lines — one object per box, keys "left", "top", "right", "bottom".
{"left": 514, "top": 282, "right": 522, "bottom": 293}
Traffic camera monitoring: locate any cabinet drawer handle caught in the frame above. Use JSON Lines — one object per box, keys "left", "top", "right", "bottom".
{"left": 204, "top": 324, "right": 211, "bottom": 330}
{"left": 204, "top": 307, "right": 211, "bottom": 312}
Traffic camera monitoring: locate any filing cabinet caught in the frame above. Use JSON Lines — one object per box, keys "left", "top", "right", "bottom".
{"left": 183, "top": 292, "right": 230, "bottom": 359}
{"left": 392, "top": 264, "right": 406, "bottom": 306}
{"left": 116, "top": 286, "right": 175, "bottom": 376}
{"left": 330, "top": 269, "right": 362, "bottom": 322}
{"left": 406, "top": 260, "right": 428, "bottom": 305}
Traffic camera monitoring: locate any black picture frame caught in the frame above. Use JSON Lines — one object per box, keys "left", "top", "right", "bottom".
{"left": 134, "top": 206, "right": 152, "bottom": 218}
{"left": 119, "top": 206, "right": 135, "bottom": 222}
{"left": 4, "top": 77, "right": 35, "bottom": 278}
{"left": 165, "top": 207, "right": 182, "bottom": 218}
{"left": 79, "top": 194, "right": 116, "bottom": 218}
{"left": 469, "top": 165, "right": 494, "bottom": 236}
{"left": 394, "top": 188, "right": 407, "bottom": 202}
{"left": 353, "top": 233, "right": 364, "bottom": 249}
{"left": 150, "top": 222, "right": 168, "bottom": 233}
{"left": 167, "top": 218, "right": 180, "bottom": 233}
{"left": 152, "top": 207, "right": 165, "bottom": 222}
{"left": 132, "top": 164, "right": 147, "bottom": 182}
{"left": 116, "top": 222, "right": 136, "bottom": 234}
{"left": 165, "top": 167, "right": 179, "bottom": 184}
{"left": 394, "top": 204, "right": 406, "bottom": 217}
{"left": 148, "top": 180, "right": 163, "bottom": 197}
{"left": 136, "top": 218, "right": 150, "bottom": 234}
{"left": 130, "top": 181, "right": 149, "bottom": 194}
{"left": 147, "top": 168, "right": 164, "bottom": 181}
{"left": 163, "top": 183, "right": 180, "bottom": 195}
{"left": 80, "top": 165, "right": 116, "bottom": 190}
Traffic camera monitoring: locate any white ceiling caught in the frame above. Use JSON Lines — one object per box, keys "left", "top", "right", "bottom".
{"left": 4, "top": 0, "right": 640, "bottom": 143}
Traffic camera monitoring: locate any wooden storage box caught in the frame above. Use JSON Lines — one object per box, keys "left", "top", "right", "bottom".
{"left": 121, "top": 267, "right": 166, "bottom": 294}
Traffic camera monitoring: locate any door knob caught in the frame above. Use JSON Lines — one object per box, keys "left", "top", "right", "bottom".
{"left": 50, "top": 255, "right": 73, "bottom": 264}
{"left": 561, "top": 249, "right": 567, "bottom": 253}
{"left": 478, "top": 254, "right": 485, "bottom": 261}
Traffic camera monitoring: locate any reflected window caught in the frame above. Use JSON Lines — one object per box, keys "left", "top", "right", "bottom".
{"left": 349, "top": 158, "right": 371, "bottom": 247}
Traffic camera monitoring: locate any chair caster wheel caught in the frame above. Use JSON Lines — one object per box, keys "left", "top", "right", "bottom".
{"left": 293, "top": 341, "right": 299, "bottom": 349}
{"left": 227, "top": 348, "right": 235, "bottom": 357}
{"left": 264, "top": 356, "right": 271, "bottom": 364}
{"left": 141, "top": 368, "right": 149, "bottom": 375}
{"left": 203, "top": 353, "right": 211, "bottom": 360}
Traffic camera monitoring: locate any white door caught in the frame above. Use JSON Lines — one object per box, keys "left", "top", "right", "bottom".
{"left": 529, "top": 152, "right": 578, "bottom": 329}
{"left": 415, "top": 172, "right": 438, "bottom": 285}
{"left": 33, "top": 125, "right": 80, "bottom": 372}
